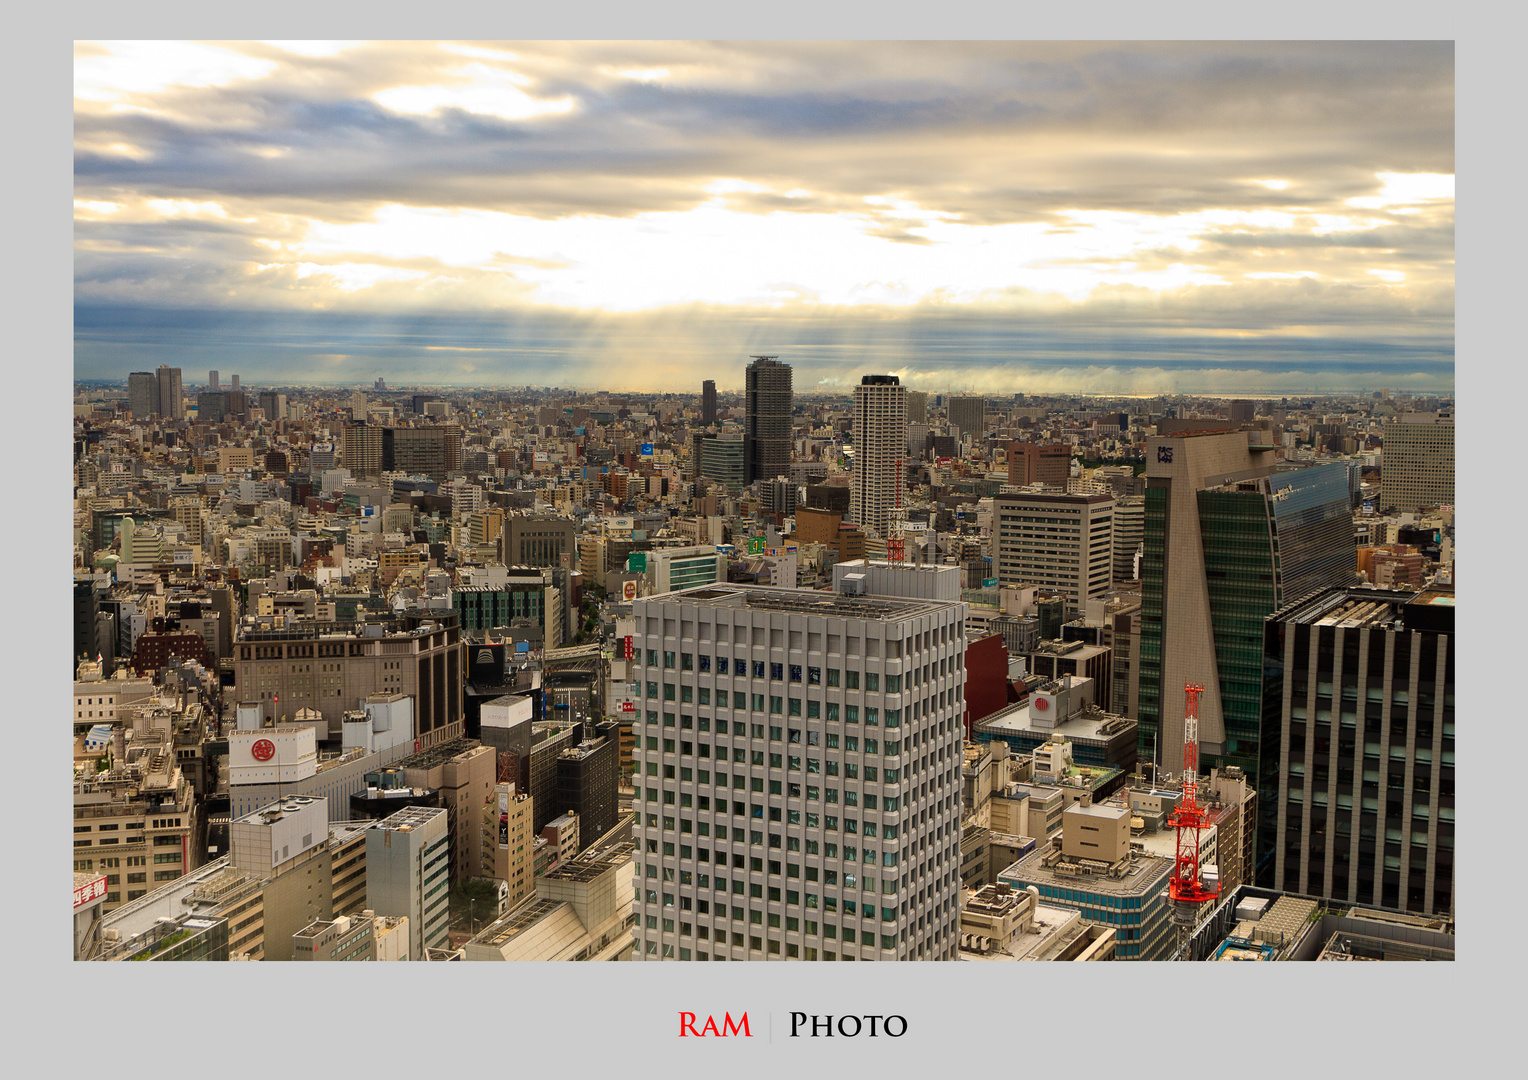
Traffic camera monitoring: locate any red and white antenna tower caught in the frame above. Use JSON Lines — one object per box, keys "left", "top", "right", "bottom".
{"left": 1166, "top": 681, "right": 1219, "bottom": 956}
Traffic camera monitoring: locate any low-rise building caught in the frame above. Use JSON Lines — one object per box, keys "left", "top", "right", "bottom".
{"left": 464, "top": 842, "right": 636, "bottom": 961}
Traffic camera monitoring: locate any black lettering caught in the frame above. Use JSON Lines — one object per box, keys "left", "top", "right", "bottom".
{"left": 789, "top": 1012, "right": 806, "bottom": 1038}
{"left": 886, "top": 1015, "right": 908, "bottom": 1037}
{"left": 865, "top": 1014, "right": 882, "bottom": 1036}
{"left": 838, "top": 1016, "right": 862, "bottom": 1038}
{"left": 811, "top": 1015, "right": 833, "bottom": 1037}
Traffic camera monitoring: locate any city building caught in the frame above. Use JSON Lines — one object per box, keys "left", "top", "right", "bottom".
{"left": 956, "top": 882, "right": 1116, "bottom": 961}
{"left": 628, "top": 545, "right": 727, "bottom": 595}
{"left": 629, "top": 580, "right": 967, "bottom": 961}
{"left": 849, "top": 375, "right": 908, "bottom": 538}
{"left": 1137, "top": 432, "right": 1355, "bottom": 780}
{"left": 127, "top": 371, "right": 157, "bottom": 419}
{"left": 228, "top": 796, "right": 335, "bottom": 961}
{"left": 465, "top": 842, "right": 637, "bottom": 961}
{"left": 1112, "top": 495, "right": 1144, "bottom": 583}
{"left": 292, "top": 910, "right": 410, "bottom": 961}
{"left": 156, "top": 365, "right": 184, "bottom": 421}
{"left": 701, "top": 379, "right": 717, "bottom": 425}
{"left": 365, "top": 805, "right": 452, "bottom": 959}
{"left": 501, "top": 513, "right": 577, "bottom": 568}
{"left": 948, "top": 396, "right": 985, "bottom": 439}
{"left": 993, "top": 491, "right": 1115, "bottom": 613}
{"left": 233, "top": 611, "right": 466, "bottom": 741}
{"left": 744, "top": 356, "right": 792, "bottom": 484}
{"left": 975, "top": 676, "right": 1137, "bottom": 784}
{"left": 396, "top": 738, "right": 497, "bottom": 883}
{"left": 483, "top": 785, "right": 536, "bottom": 908}
{"left": 1007, "top": 442, "right": 1071, "bottom": 488}
{"left": 1260, "top": 586, "right": 1454, "bottom": 917}
{"left": 997, "top": 802, "right": 1176, "bottom": 960}
{"left": 1381, "top": 411, "right": 1454, "bottom": 513}
{"left": 73, "top": 723, "right": 198, "bottom": 914}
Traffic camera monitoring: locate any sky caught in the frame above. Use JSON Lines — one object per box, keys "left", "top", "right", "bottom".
{"left": 73, "top": 40, "right": 1455, "bottom": 395}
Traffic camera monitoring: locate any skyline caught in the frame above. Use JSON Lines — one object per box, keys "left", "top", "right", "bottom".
{"left": 74, "top": 41, "right": 1454, "bottom": 394}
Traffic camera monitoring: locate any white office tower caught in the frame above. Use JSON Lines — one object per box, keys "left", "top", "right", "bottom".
{"left": 850, "top": 375, "right": 908, "bottom": 538}
{"left": 629, "top": 582, "right": 967, "bottom": 961}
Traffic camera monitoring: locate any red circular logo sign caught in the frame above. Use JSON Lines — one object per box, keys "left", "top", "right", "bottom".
{"left": 1033, "top": 697, "right": 1049, "bottom": 711}
{"left": 251, "top": 739, "right": 276, "bottom": 762}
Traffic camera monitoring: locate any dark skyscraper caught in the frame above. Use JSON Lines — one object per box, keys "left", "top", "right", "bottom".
{"left": 701, "top": 379, "right": 717, "bottom": 425}
{"left": 743, "top": 355, "right": 792, "bottom": 484}
{"left": 156, "top": 365, "right": 184, "bottom": 420}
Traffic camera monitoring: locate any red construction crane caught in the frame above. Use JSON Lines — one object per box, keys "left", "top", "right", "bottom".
{"left": 1167, "top": 682, "right": 1219, "bottom": 913}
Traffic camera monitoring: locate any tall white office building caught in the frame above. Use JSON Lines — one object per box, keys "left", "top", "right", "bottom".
{"left": 849, "top": 375, "right": 908, "bottom": 539}
{"left": 629, "top": 582, "right": 967, "bottom": 961}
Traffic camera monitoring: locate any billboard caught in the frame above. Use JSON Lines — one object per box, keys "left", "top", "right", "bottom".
{"left": 73, "top": 875, "right": 108, "bottom": 909}
{"left": 622, "top": 580, "right": 638, "bottom": 602}
{"left": 640, "top": 443, "right": 653, "bottom": 456}
{"left": 747, "top": 536, "right": 767, "bottom": 554}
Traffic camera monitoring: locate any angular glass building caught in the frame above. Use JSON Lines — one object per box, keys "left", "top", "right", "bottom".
{"left": 1137, "top": 431, "right": 1355, "bottom": 782}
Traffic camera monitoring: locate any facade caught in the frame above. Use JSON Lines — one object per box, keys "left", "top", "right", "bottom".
{"left": 696, "top": 433, "right": 746, "bottom": 487}
{"left": 397, "top": 739, "right": 497, "bottom": 883}
{"left": 502, "top": 514, "right": 577, "bottom": 568}
{"left": 1008, "top": 442, "right": 1071, "bottom": 488}
{"left": 948, "top": 396, "right": 985, "bottom": 439}
{"left": 556, "top": 722, "right": 621, "bottom": 852}
{"left": 744, "top": 356, "right": 792, "bottom": 484}
{"left": 993, "top": 491, "right": 1116, "bottom": 613}
{"left": 998, "top": 804, "right": 1176, "bottom": 961}
{"left": 229, "top": 796, "right": 335, "bottom": 961}
{"left": 629, "top": 581, "right": 968, "bottom": 961}
{"left": 155, "top": 365, "right": 184, "bottom": 420}
{"left": 849, "top": 375, "right": 908, "bottom": 538}
{"left": 1260, "top": 586, "right": 1454, "bottom": 917}
{"left": 1137, "top": 432, "right": 1355, "bottom": 779}
{"left": 73, "top": 730, "right": 197, "bottom": 914}
{"left": 127, "top": 371, "right": 158, "bottom": 419}
{"left": 1381, "top": 412, "right": 1454, "bottom": 512}
{"left": 233, "top": 612, "right": 465, "bottom": 740}
{"left": 701, "top": 379, "right": 717, "bottom": 425}
{"left": 365, "top": 805, "right": 452, "bottom": 959}
{"left": 465, "top": 842, "right": 637, "bottom": 961}
{"left": 1112, "top": 495, "right": 1145, "bottom": 583}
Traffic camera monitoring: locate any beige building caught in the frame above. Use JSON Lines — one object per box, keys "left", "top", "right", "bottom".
{"left": 482, "top": 786, "right": 536, "bottom": 909}
{"left": 398, "top": 739, "right": 497, "bottom": 883}
{"left": 229, "top": 797, "right": 335, "bottom": 961}
{"left": 464, "top": 843, "right": 636, "bottom": 961}
{"left": 994, "top": 491, "right": 1115, "bottom": 614}
{"left": 1381, "top": 411, "right": 1453, "bottom": 512}
{"left": 73, "top": 662, "right": 157, "bottom": 727}
{"left": 957, "top": 882, "right": 1116, "bottom": 961}
{"left": 232, "top": 614, "right": 466, "bottom": 740}
{"left": 73, "top": 727, "right": 197, "bottom": 913}
{"left": 292, "top": 909, "right": 411, "bottom": 961}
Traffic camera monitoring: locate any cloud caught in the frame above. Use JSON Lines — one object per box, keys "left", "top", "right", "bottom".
{"left": 73, "top": 41, "right": 1453, "bottom": 391}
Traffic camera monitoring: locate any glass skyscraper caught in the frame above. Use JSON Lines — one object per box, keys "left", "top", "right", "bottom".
{"left": 1137, "top": 432, "right": 1355, "bottom": 783}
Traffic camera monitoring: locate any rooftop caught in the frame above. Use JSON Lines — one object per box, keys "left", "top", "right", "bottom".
{"left": 644, "top": 582, "right": 957, "bottom": 621}
{"left": 999, "top": 845, "right": 1173, "bottom": 898}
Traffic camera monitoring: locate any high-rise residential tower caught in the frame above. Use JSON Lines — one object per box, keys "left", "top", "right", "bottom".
{"left": 1136, "top": 431, "right": 1355, "bottom": 782}
{"left": 701, "top": 380, "right": 717, "bottom": 426}
{"left": 1380, "top": 411, "right": 1454, "bottom": 512}
{"left": 156, "top": 365, "right": 183, "bottom": 420}
{"left": 744, "top": 356, "right": 792, "bottom": 485}
{"left": 849, "top": 375, "right": 907, "bottom": 538}
{"left": 628, "top": 581, "right": 968, "bottom": 961}
{"left": 208, "top": 370, "right": 219, "bottom": 392}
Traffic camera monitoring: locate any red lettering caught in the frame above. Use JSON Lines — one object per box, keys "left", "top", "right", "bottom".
{"left": 722, "top": 1012, "right": 751, "bottom": 1038}
{"left": 701, "top": 1016, "right": 720, "bottom": 1037}
{"left": 679, "top": 1013, "right": 699, "bottom": 1037}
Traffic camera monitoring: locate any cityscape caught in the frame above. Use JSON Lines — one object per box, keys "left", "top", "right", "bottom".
{"left": 70, "top": 41, "right": 1454, "bottom": 969}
